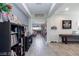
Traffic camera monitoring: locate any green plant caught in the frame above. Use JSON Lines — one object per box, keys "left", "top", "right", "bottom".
{"left": 0, "top": 3, "right": 12, "bottom": 13}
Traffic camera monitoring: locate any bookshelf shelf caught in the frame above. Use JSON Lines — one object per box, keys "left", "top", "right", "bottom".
{"left": 11, "top": 32, "right": 18, "bottom": 35}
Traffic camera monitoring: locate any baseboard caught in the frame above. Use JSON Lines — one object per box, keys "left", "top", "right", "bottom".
{"left": 50, "top": 41, "right": 57, "bottom": 43}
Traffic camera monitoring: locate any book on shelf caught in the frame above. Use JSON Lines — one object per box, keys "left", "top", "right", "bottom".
{"left": 15, "top": 27, "right": 18, "bottom": 32}
{"left": 11, "top": 32, "right": 18, "bottom": 47}
{"left": 19, "top": 38, "right": 23, "bottom": 46}
{"left": 21, "top": 47, "right": 23, "bottom": 55}
{"left": 21, "top": 38, "right": 23, "bottom": 47}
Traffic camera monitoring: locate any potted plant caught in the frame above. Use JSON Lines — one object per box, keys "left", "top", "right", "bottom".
{"left": 0, "top": 3, "right": 12, "bottom": 22}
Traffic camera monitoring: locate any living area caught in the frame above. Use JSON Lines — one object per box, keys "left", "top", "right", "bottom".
{"left": 0, "top": 3, "right": 79, "bottom": 56}
{"left": 47, "top": 3, "right": 79, "bottom": 44}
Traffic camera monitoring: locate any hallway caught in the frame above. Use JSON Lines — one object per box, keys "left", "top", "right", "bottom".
{"left": 25, "top": 34, "right": 57, "bottom": 56}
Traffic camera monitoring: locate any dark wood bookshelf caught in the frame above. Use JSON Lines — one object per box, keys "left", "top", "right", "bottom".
{"left": 0, "top": 21, "right": 25, "bottom": 56}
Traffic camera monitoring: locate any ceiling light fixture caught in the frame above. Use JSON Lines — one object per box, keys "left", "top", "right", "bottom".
{"left": 65, "top": 7, "right": 69, "bottom": 11}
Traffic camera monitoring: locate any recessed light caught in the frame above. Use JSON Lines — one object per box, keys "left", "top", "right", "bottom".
{"left": 65, "top": 7, "right": 69, "bottom": 11}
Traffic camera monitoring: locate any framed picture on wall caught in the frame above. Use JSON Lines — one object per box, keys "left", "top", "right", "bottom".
{"left": 51, "top": 26, "right": 57, "bottom": 30}
{"left": 62, "top": 20, "right": 72, "bottom": 29}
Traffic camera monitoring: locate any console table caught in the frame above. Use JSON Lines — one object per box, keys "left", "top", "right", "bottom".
{"left": 59, "top": 34, "right": 79, "bottom": 44}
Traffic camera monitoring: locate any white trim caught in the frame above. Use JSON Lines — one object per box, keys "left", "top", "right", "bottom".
{"left": 48, "top": 3, "right": 56, "bottom": 15}
{"left": 22, "top": 3, "right": 32, "bottom": 17}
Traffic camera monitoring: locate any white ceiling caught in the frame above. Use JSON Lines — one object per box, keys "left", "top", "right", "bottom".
{"left": 54, "top": 3, "right": 79, "bottom": 15}
{"left": 26, "top": 3, "right": 52, "bottom": 14}
{"left": 25, "top": 3, "right": 54, "bottom": 18}
{"left": 15, "top": 3, "right": 79, "bottom": 19}
{"left": 14, "top": 3, "right": 30, "bottom": 17}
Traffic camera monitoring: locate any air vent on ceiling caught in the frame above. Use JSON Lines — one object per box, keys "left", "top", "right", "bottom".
{"left": 35, "top": 3, "right": 42, "bottom": 5}
{"left": 34, "top": 14, "right": 44, "bottom": 17}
